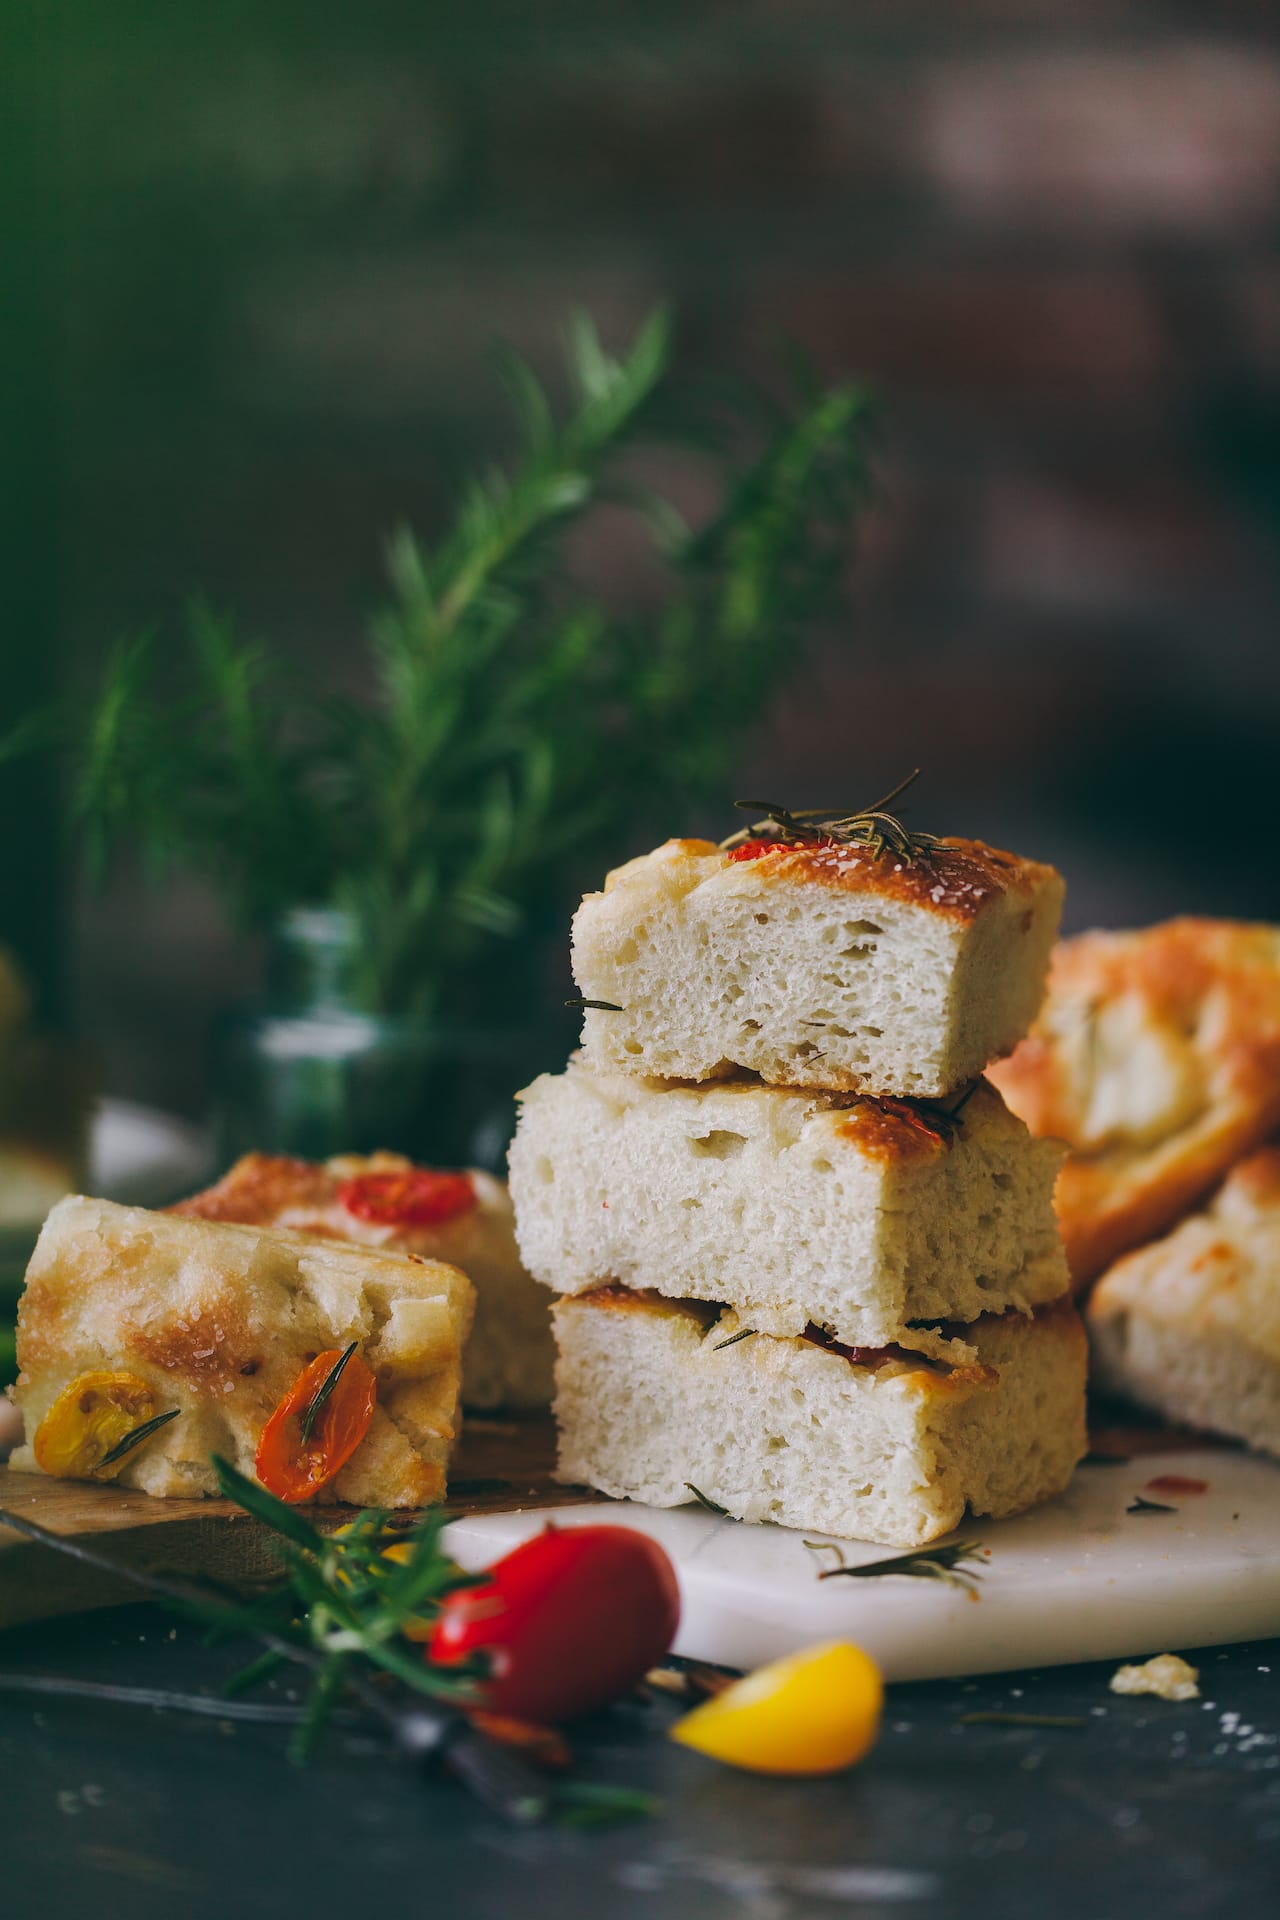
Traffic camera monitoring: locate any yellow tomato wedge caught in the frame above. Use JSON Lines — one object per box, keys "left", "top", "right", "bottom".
{"left": 33, "top": 1370, "right": 161, "bottom": 1481}
{"left": 669, "top": 1639, "right": 883, "bottom": 1775}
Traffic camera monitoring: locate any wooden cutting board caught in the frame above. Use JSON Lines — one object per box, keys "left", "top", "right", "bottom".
{"left": 0, "top": 1415, "right": 586, "bottom": 1632}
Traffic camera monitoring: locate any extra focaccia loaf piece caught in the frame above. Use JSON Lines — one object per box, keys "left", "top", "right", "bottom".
{"left": 11, "top": 1195, "right": 474, "bottom": 1504}
{"left": 989, "top": 919, "right": 1280, "bottom": 1287}
{"left": 552, "top": 1289, "right": 1087, "bottom": 1548}
{"left": 1087, "top": 1145, "right": 1280, "bottom": 1456}
{"left": 509, "top": 1063, "right": 1068, "bottom": 1351}
{"left": 175, "top": 1152, "right": 553, "bottom": 1410}
{"left": 571, "top": 836, "right": 1063, "bottom": 1098}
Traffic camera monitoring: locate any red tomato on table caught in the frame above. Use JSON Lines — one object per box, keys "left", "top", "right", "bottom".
{"left": 428, "top": 1523, "right": 680, "bottom": 1723}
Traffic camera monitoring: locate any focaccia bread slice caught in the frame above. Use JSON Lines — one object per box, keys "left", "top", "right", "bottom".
{"left": 1087, "top": 1144, "right": 1280, "bottom": 1456}
{"left": 571, "top": 835, "right": 1063, "bottom": 1098}
{"left": 175, "top": 1152, "right": 553, "bottom": 1410}
{"left": 552, "top": 1289, "right": 1087, "bottom": 1548}
{"left": 989, "top": 919, "right": 1280, "bottom": 1287}
{"left": 10, "top": 1194, "right": 474, "bottom": 1504}
{"left": 509, "top": 1062, "right": 1068, "bottom": 1353}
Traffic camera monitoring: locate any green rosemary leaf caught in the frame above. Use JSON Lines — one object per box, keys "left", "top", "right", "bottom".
{"left": 288, "top": 1653, "right": 346, "bottom": 1765}
{"left": 712, "top": 1329, "right": 756, "bottom": 1351}
{"left": 96, "top": 1406, "right": 181, "bottom": 1469}
{"left": 684, "top": 1483, "right": 729, "bottom": 1516}
{"left": 299, "top": 1342, "right": 358, "bottom": 1446}
{"left": 554, "top": 1782, "right": 660, "bottom": 1828}
{"left": 1127, "top": 1495, "right": 1177, "bottom": 1514}
{"left": 210, "top": 1454, "right": 326, "bottom": 1553}
{"left": 723, "top": 770, "right": 938, "bottom": 864}
{"left": 815, "top": 1539, "right": 985, "bottom": 1589}
{"left": 223, "top": 1648, "right": 288, "bottom": 1699}
{"left": 565, "top": 997, "right": 624, "bottom": 1013}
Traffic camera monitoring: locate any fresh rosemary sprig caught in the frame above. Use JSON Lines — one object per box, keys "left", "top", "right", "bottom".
{"left": 804, "top": 1538, "right": 985, "bottom": 1591}
{"left": 96, "top": 1406, "right": 181, "bottom": 1469}
{"left": 684, "top": 1484, "right": 730, "bottom": 1516}
{"left": 11, "top": 309, "right": 873, "bottom": 1023}
{"left": 299, "top": 1342, "right": 357, "bottom": 1447}
{"left": 721, "top": 770, "right": 941, "bottom": 864}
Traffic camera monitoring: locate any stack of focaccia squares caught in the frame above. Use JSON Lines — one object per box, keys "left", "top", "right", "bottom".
{"left": 509, "top": 809, "right": 1089, "bottom": 1547}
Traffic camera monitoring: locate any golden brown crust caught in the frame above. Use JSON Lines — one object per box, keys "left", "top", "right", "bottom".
{"left": 623, "top": 837, "right": 1057, "bottom": 925}
{"left": 172, "top": 1153, "right": 335, "bottom": 1224}
{"left": 989, "top": 919, "right": 1280, "bottom": 1287}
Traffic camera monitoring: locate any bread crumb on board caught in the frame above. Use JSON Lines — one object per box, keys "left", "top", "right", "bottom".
{"left": 1110, "top": 1654, "right": 1201, "bottom": 1702}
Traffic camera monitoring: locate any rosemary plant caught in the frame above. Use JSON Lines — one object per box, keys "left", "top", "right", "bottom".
{"left": 35, "top": 308, "right": 874, "bottom": 1020}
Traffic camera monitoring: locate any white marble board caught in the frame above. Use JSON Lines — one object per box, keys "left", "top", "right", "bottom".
{"left": 444, "top": 1447, "right": 1280, "bottom": 1682}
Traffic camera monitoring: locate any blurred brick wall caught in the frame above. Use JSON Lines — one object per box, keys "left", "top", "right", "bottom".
{"left": 15, "top": 2, "right": 1279, "bottom": 1114}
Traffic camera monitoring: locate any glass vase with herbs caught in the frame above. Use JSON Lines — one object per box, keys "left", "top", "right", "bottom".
{"left": 32, "top": 310, "right": 874, "bottom": 1169}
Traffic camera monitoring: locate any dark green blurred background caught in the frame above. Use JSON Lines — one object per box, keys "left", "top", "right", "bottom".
{"left": 3, "top": 1, "right": 1279, "bottom": 1122}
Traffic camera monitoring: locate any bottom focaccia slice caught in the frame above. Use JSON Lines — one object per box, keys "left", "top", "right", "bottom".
{"left": 1087, "top": 1144, "right": 1280, "bottom": 1456}
{"left": 10, "top": 1194, "right": 474, "bottom": 1504}
{"left": 552, "top": 1288, "right": 1087, "bottom": 1548}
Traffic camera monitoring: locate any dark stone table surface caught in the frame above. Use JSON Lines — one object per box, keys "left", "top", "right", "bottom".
{"left": 2, "top": 1605, "right": 1277, "bottom": 1918}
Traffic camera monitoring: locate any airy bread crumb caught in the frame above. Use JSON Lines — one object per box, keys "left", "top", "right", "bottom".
{"left": 552, "top": 1289, "right": 1087, "bottom": 1547}
{"left": 571, "top": 835, "right": 1063, "bottom": 1098}
{"left": 510, "top": 1062, "right": 1068, "bottom": 1350}
{"left": 1109, "top": 1654, "right": 1200, "bottom": 1702}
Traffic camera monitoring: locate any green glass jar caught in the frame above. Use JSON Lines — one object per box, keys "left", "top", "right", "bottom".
{"left": 211, "top": 908, "right": 548, "bottom": 1173}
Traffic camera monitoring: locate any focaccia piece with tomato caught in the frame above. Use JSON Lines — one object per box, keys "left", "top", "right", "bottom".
{"left": 174, "top": 1151, "right": 553, "bottom": 1410}
{"left": 571, "top": 836, "right": 1063, "bottom": 1099}
{"left": 9, "top": 1194, "right": 474, "bottom": 1504}
{"left": 553, "top": 1288, "right": 1087, "bottom": 1548}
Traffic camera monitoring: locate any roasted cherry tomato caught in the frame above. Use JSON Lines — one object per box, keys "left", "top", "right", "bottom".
{"left": 428, "top": 1523, "right": 680, "bottom": 1723}
{"left": 336, "top": 1168, "right": 476, "bottom": 1227}
{"left": 255, "top": 1346, "right": 377, "bottom": 1503}
{"left": 670, "top": 1639, "right": 882, "bottom": 1775}
{"left": 33, "top": 1370, "right": 161, "bottom": 1481}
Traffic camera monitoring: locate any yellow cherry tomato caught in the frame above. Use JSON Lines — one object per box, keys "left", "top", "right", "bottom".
{"left": 669, "top": 1639, "right": 883, "bottom": 1775}
{"left": 33, "top": 1370, "right": 160, "bottom": 1481}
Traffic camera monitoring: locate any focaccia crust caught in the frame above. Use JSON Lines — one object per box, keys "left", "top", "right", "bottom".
{"left": 989, "top": 918, "right": 1280, "bottom": 1286}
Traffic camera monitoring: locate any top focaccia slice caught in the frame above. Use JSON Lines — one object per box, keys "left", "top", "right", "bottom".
{"left": 988, "top": 918, "right": 1280, "bottom": 1288}
{"left": 173, "top": 1152, "right": 553, "bottom": 1410}
{"left": 571, "top": 835, "right": 1063, "bottom": 1098}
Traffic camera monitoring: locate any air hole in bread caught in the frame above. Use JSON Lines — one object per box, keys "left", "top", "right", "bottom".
{"left": 535, "top": 1157, "right": 554, "bottom": 1185}
{"left": 754, "top": 913, "right": 770, "bottom": 925}
{"left": 623, "top": 1040, "right": 643, "bottom": 1055}
{"left": 689, "top": 1130, "right": 748, "bottom": 1161}
{"left": 811, "top": 1157, "right": 834, "bottom": 1174}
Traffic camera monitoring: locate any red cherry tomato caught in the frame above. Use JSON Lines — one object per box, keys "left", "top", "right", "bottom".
{"left": 255, "top": 1347, "right": 377, "bottom": 1503}
{"left": 336, "top": 1168, "right": 476, "bottom": 1227}
{"left": 428, "top": 1523, "right": 680, "bottom": 1723}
